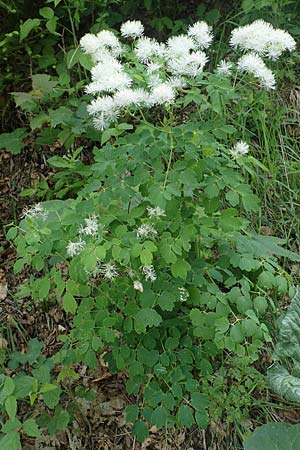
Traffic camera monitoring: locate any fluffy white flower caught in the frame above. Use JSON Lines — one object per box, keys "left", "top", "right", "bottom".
{"left": 87, "top": 95, "right": 120, "bottom": 130}
{"left": 187, "top": 21, "right": 213, "bottom": 49}
{"left": 237, "top": 53, "right": 276, "bottom": 90}
{"left": 113, "top": 88, "right": 149, "bottom": 108}
{"left": 87, "top": 96, "right": 115, "bottom": 115}
{"left": 166, "top": 35, "right": 195, "bottom": 58}
{"left": 136, "top": 224, "right": 157, "bottom": 240}
{"left": 92, "top": 111, "right": 119, "bottom": 131}
{"left": 167, "top": 76, "right": 187, "bottom": 89}
{"left": 86, "top": 59, "right": 132, "bottom": 94}
{"left": 216, "top": 60, "right": 233, "bottom": 76}
{"left": 80, "top": 30, "right": 122, "bottom": 59}
{"left": 168, "top": 51, "right": 208, "bottom": 77}
{"left": 99, "top": 262, "right": 118, "bottom": 279}
{"left": 66, "top": 238, "right": 86, "bottom": 257}
{"left": 146, "top": 62, "right": 162, "bottom": 73}
{"left": 230, "top": 141, "right": 249, "bottom": 157}
{"left": 230, "top": 20, "right": 296, "bottom": 60}
{"left": 79, "top": 214, "right": 99, "bottom": 237}
{"left": 134, "top": 37, "right": 166, "bottom": 62}
{"left": 22, "top": 203, "right": 48, "bottom": 220}
{"left": 133, "top": 280, "right": 144, "bottom": 292}
{"left": 147, "top": 206, "right": 166, "bottom": 218}
{"left": 121, "top": 20, "right": 144, "bottom": 38}
{"left": 149, "top": 83, "right": 175, "bottom": 105}
{"left": 147, "top": 73, "right": 163, "bottom": 89}
{"left": 96, "top": 30, "right": 122, "bottom": 57}
{"left": 80, "top": 33, "right": 102, "bottom": 55}
{"left": 141, "top": 265, "right": 157, "bottom": 282}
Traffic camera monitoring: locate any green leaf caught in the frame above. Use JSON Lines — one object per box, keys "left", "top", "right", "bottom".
{"left": 274, "top": 291, "right": 300, "bottom": 362}
{"left": 5, "top": 396, "right": 17, "bottom": 419}
{"left": 0, "top": 129, "right": 28, "bottom": 155}
{"left": 171, "top": 259, "right": 191, "bottom": 279}
{"left": 135, "top": 308, "right": 162, "bottom": 333}
{"left": 46, "top": 17, "right": 57, "bottom": 33}
{"left": 151, "top": 406, "right": 167, "bottom": 429}
{"left": 132, "top": 421, "right": 149, "bottom": 442}
{"left": 125, "top": 404, "right": 139, "bottom": 423}
{"left": 267, "top": 292, "right": 300, "bottom": 403}
{"left": 20, "top": 18, "right": 40, "bottom": 41}
{"left": 157, "top": 292, "right": 176, "bottom": 311}
{"left": 23, "top": 418, "right": 41, "bottom": 437}
{"left": 236, "top": 235, "right": 300, "bottom": 263}
{"left": 177, "top": 404, "right": 194, "bottom": 428}
{"left": 140, "top": 248, "right": 153, "bottom": 265}
{"left": 42, "top": 385, "right": 61, "bottom": 409}
{"left": 0, "top": 431, "right": 21, "bottom": 450}
{"left": 39, "top": 7, "right": 54, "bottom": 18}
{"left": 267, "top": 365, "right": 300, "bottom": 403}
{"left": 195, "top": 410, "right": 209, "bottom": 428}
{"left": 32, "top": 74, "right": 58, "bottom": 96}
{"left": 63, "top": 293, "right": 77, "bottom": 314}
{"left": 190, "top": 392, "right": 209, "bottom": 411}
{"left": 2, "top": 377, "right": 15, "bottom": 398}
{"left": 244, "top": 423, "right": 300, "bottom": 450}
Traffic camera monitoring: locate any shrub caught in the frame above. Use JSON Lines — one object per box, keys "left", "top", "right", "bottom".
{"left": 4, "top": 18, "right": 299, "bottom": 446}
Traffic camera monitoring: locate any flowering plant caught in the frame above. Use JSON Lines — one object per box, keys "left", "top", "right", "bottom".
{"left": 80, "top": 19, "right": 295, "bottom": 130}
{"left": 7, "top": 19, "right": 298, "bottom": 443}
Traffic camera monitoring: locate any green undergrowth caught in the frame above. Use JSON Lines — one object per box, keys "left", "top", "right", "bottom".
{"left": 1, "top": 1, "right": 300, "bottom": 450}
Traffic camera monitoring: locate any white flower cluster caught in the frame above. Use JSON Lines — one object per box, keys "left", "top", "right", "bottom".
{"left": 79, "top": 214, "right": 99, "bottom": 237}
{"left": 237, "top": 53, "right": 276, "bottom": 90}
{"left": 136, "top": 223, "right": 157, "bottom": 240}
{"left": 66, "top": 215, "right": 100, "bottom": 258}
{"left": 22, "top": 203, "right": 48, "bottom": 221}
{"left": 230, "top": 20, "right": 296, "bottom": 60}
{"left": 86, "top": 260, "right": 119, "bottom": 280}
{"left": 81, "top": 20, "right": 295, "bottom": 130}
{"left": 230, "top": 20, "right": 296, "bottom": 90}
{"left": 66, "top": 238, "right": 86, "bottom": 257}
{"left": 121, "top": 20, "right": 144, "bottom": 38}
{"left": 81, "top": 20, "right": 212, "bottom": 130}
{"left": 147, "top": 206, "right": 166, "bottom": 218}
{"left": 230, "top": 140, "right": 249, "bottom": 158}
{"left": 141, "top": 265, "right": 157, "bottom": 282}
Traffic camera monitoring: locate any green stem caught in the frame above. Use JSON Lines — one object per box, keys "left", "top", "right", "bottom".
{"left": 163, "top": 112, "right": 174, "bottom": 189}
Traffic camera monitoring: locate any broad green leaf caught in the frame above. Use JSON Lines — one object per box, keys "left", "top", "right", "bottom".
{"left": 42, "top": 385, "right": 61, "bottom": 409}
{"left": 0, "top": 431, "right": 21, "bottom": 450}
{"left": 23, "top": 418, "right": 41, "bottom": 437}
{"left": 236, "top": 235, "right": 300, "bottom": 262}
{"left": 135, "top": 308, "right": 162, "bottom": 333}
{"left": 132, "top": 421, "right": 149, "bottom": 442}
{"left": 151, "top": 406, "right": 167, "bottom": 429}
{"left": 171, "top": 259, "right": 191, "bottom": 279}
{"left": 125, "top": 404, "right": 139, "bottom": 423}
{"left": 0, "top": 129, "right": 28, "bottom": 155}
{"left": 177, "top": 404, "right": 194, "bottom": 428}
{"left": 32, "top": 74, "right": 58, "bottom": 96}
{"left": 39, "top": 7, "right": 54, "bottom": 18}
{"left": 63, "top": 293, "right": 77, "bottom": 314}
{"left": 46, "top": 17, "right": 57, "bottom": 33}
{"left": 244, "top": 423, "right": 300, "bottom": 450}
{"left": 5, "top": 396, "right": 17, "bottom": 419}
{"left": 274, "top": 290, "right": 300, "bottom": 363}
{"left": 268, "top": 365, "right": 300, "bottom": 403}
{"left": 157, "top": 292, "right": 176, "bottom": 311}
{"left": 20, "top": 18, "right": 40, "bottom": 41}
